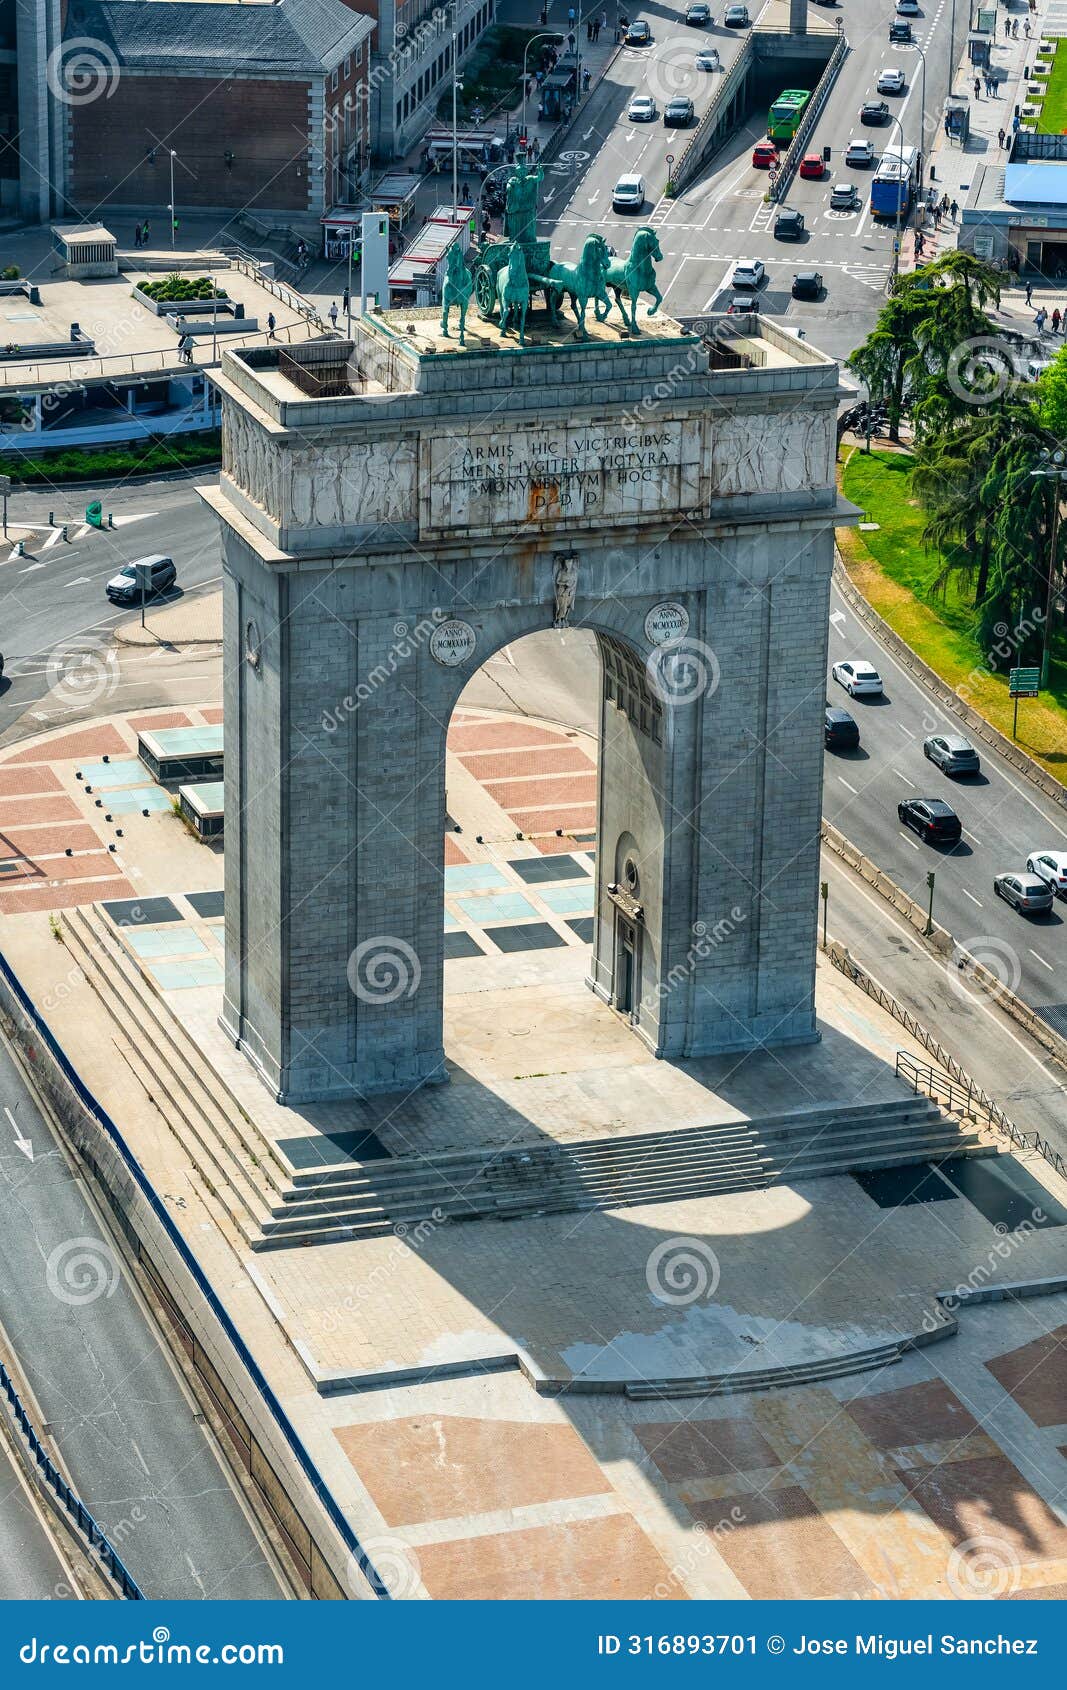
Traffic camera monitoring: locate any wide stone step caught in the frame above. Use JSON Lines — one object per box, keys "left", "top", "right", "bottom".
{"left": 624, "top": 1341, "right": 907, "bottom": 1401}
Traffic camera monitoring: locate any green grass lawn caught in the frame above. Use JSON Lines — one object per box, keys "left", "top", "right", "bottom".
{"left": 1037, "top": 39, "right": 1067, "bottom": 132}
{"left": 839, "top": 448, "right": 1067, "bottom": 775}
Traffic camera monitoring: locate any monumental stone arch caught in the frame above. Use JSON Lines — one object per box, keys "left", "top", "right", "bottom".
{"left": 206, "top": 177, "right": 850, "bottom": 1104}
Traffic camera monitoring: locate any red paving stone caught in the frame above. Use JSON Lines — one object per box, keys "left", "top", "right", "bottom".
{"left": 509, "top": 805, "right": 598, "bottom": 833}
{"left": 460, "top": 747, "right": 595, "bottom": 780}
{"left": 2, "top": 851, "right": 116, "bottom": 882}
{"left": 0, "top": 875, "right": 130, "bottom": 914}
{"left": 485, "top": 774, "right": 597, "bottom": 808}
{"left": 845, "top": 1381, "right": 981, "bottom": 1450}
{"left": 5, "top": 725, "right": 129, "bottom": 764}
{"left": 129, "top": 712, "right": 191, "bottom": 731}
{"left": 0, "top": 795, "right": 81, "bottom": 827}
{"left": 903, "top": 1452, "right": 1067, "bottom": 1563}
{"left": 985, "top": 1328, "right": 1067, "bottom": 1427}
{"left": 444, "top": 836, "right": 467, "bottom": 866}
{"left": 0, "top": 767, "right": 63, "bottom": 798}
{"left": 446, "top": 721, "right": 568, "bottom": 754}
{"left": 417, "top": 1514, "right": 673, "bottom": 1601}
{"left": 200, "top": 707, "right": 224, "bottom": 724}
{"left": 690, "top": 1486, "right": 875, "bottom": 1600}
{"left": 0, "top": 823, "right": 101, "bottom": 856}
{"left": 634, "top": 1419, "right": 780, "bottom": 1483}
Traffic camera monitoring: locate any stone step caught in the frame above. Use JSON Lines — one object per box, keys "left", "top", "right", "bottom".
{"left": 624, "top": 1341, "right": 907, "bottom": 1401}
{"left": 62, "top": 907, "right": 279, "bottom": 1236}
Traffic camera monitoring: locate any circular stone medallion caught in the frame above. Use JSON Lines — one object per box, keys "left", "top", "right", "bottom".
{"left": 644, "top": 602, "right": 690, "bottom": 647}
{"left": 429, "top": 619, "right": 477, "bottom": 667}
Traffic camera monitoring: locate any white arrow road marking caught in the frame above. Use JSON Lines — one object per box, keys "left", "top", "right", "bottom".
{"left": 829, "top": 609, "right": 846, "bottom": 629}
{"left": 4, "top": 1105, "right": 32, "bottom": 1161}
{"left": 18, "top": 561, "right": 46, "bottom": 574}
{"left": 109, "top": 511, "right": 159, "bottom": 528}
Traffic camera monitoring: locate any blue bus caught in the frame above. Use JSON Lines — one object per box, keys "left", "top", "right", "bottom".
{"left": 871, "top": 145, "right": 918, "bottom": 219}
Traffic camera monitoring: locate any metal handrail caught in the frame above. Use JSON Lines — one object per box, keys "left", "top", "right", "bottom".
{"left": 769, "top": 31, "right": 850, "bottom": 203}
{"left": 895, "top": 1049, "right": 1067, "bottom": 1180}
{"left": 0, "top": 1359, "right": 143, "bottom": 1598}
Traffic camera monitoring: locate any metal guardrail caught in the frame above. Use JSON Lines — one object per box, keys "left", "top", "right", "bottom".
{"left": 0, "top": 1359, "right": 143, "bottom": 1598}
{"left": 0, "top": 947, "right": 389, "bottom": 1600}
{"left": 672, "top": 36, "right": 754, "bottom": 195}
{"left": 769, "top": 30, "right": 850, "bottom": 203}
{"left": 895, "top": 1049, "right": 1067, "bottom": 1181}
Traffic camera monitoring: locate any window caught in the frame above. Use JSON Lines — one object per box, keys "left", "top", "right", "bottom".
{"left": 355, "top": 43, "right": 362, "bottom": 65}
{"left": 344, "top": 56, "right": 351, "bottom": 79}
{"left": 331, "top": 68, "right": 339, "bottom": 91}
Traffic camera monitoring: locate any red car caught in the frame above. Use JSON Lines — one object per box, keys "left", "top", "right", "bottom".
{"left": 752, "top": 141, "right": 779, "bottom": 168}
{"left": 798, "top": 152, "right": 826, "bottom": 179}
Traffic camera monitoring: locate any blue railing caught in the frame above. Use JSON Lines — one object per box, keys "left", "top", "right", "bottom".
{"left": 0, "top": 1361, "right": 143, "bottom": 1598}
{"left": 0, "top": 948, "right": 388, "bottom": 1601}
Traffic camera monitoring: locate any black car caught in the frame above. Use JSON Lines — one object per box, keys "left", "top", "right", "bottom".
{"left": 625, "top": 19, "right": 651, "bottom": 43}
{"left": 897, "top": 797, "right": 963, "bottom": 845}
{"left": 664, "top": 97, "right": 695, "bottom": 127}
{"left": 889, "top": 19, "right": 912, "bottom": 41}
{"left": 792, "top": 270, "right": 823, "bottom": 299}
{"left": 773, "top": 208, "right": 805, "bottom": 239}
{"left": 825, "top": 705, "right": 859, "bottom": 750}
{"left": 860, "top": 100, "right": 891, "bottom": 124}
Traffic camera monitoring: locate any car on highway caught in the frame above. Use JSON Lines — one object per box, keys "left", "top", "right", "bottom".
{"left": 685, "top": 2, "right": 712, "bottom": 22}
{"left": 729, "top": 257, "right": 765, "bottom": 288}
{"left": 829, "top": 181, "right": 860, "bottom": 210}
{"left": 629, "top": 93, "right": 657, "bottom": 121}
{"left": 791, "top": 269, "right": 824, "bottom": 299}
{"left": 877, "top": 68, "right": 907, "bottom": 94}
{"left": 752, "top": 140, "right": 779, "bottom": 167}
{"left": 994, "top": 871, "right": 1055, "bottom": 915}
{"left": 612, "top": 173, "right": 646, "bottom": 211}
{"left": 799, "top": 152, "right": 826, "bottom": 179}
{"left": 896, "top": 0, "right": 921, "bottom": 13}
{"left": 1027, "top": 849, "right": 1067, "bottom": 896}
{"left": 664, "top": 96, "right": 695, "bottom": 126}
{"left": 625, "top": 19, "right": 651, "bottom": 43}
{"left": 889, "top": 19, "right": 912, "bottom": 42}
{"left": 832, "top": 658, "right": 882, "bottom": 696}
{"left": 860, "top": 99, "right": 891, "bottom": 125}
{"left": 825, "top": 704, "right": 860, "bottom": 750}
{"left": 897, "top": 797, "right": 963, "bottom": 846}
{"left": 844, "top": 137, "right": 875, "bottom": 166}
{"left": 105, "top": 554, "right": 177, "bottom": 606}
{"left": 696, "top": 47, "right": 721, "bottom": 70}
{"left": 923, "top": 733, "right": 981, "bottom": 776}
{"left": 724, "top": 4, "right": 750, "bottom": 25}
{"left": 774, "top": 207, "right": 805, "bottom": 239}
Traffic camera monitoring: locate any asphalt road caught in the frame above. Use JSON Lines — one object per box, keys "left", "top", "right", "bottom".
{"left": 0, "top": 1034, "right": 284, "bottom": 1599}
{"left": 0, "top": 1433, "right": 78, "bottom": 1599}
{"left": 0, "top": 478, "right": 222, "bottom": 742}
{"left": 541, "top": 0, "right": 971, "bottom": 359}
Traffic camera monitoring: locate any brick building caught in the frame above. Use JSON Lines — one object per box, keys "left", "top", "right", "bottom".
{"left": 64, "top": 0, "right": 374, "bottom": 221}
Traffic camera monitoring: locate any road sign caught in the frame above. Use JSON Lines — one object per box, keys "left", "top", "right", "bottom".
{"left": 1009, "top": 666, "right": 1040, "bottom": 698}
{"left": 0, "top": 475, "right": 10, "bottom": 496}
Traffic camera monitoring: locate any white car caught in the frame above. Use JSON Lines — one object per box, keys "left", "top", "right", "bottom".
{"left": 696, "top": 47, "right": 721, "bottom": 70}
{"left": 877, "top": 67, "right": 906, "bottom": 94}
{"left": 832, "top": 659, "right": 883, "bottom": 696}
{"left": 844, "top": 138, "right": 875, "bottom": 167}
{"left": 1027, "top": 849, "right": 1067, "bottom": 895}
{"left": 612, "top": 173, "right": 646, "bottom": 212}
{"left": 730, "top": 257, "right": 765, "bottom": 289}
{"left": 628, "top": 94, "right": 657, "bottom": 121}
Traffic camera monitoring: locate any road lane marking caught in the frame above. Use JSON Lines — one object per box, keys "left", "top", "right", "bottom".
{"left": 898, "top": 722, "right": 916, "bottom": 738}
{"left": 966, "top": 831, "right": 983, "bottom": 846}
{"left": 838, "top": 777, "right": 858, "bottom": 794}
{"left": 899, "top": 831, "right": 920, "bottom": 849}
{"left": 892, "top": 768, "right": 915, "bottom": 787}
{"left": 42, "top": 528, "right": 63, "bottom": 550}
{"left": 1028, "top": 949, "right": 1055, "bottom": 972}
{"left": 961, "top": 888, "right": 983, "bottom": 907}
{"left": 830, "top": 609, "right": 846, "bottom": 629}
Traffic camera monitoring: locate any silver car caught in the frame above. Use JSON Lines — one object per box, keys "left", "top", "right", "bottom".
{"left": 923, "top": 733, "right": 981, "bottom": 776}
{"left": 994, "top": 872, "right": 1055, "bottom": 914}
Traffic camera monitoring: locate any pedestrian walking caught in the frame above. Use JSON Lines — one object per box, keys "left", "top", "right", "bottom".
{"left": 328, "top": 301, "right": 339, "bottom": 330}
{"left": 133, "top": 223, "right": 141, "bottom": 248}
{"left": 1013, "top": 17, "right": 1020, "bottom": 36}
{"left": 998, "top": 127, "right": 1006, "bottom": 148}
{"left": 950, "top": 199, "right": 958, "bottom": 221}
{"left": 1005, "top": 15, "right": 1011, "bottom": 33}
{"left": 1053, "top": 308, "right": 1062, "bottom": 334}
{"left": 593, "top": 18, "right": 601, "bottom": 40}
{"left": 586, "top": 19, "right": 593, "bottom": 40}
{"left": 1026, "top": 280, "right": 1033, "bottom": 306}
{"left": 1036, "top": 306, "right": 1048, "bottom": 333}
{"left": 915, "top": 230, "right": 925, "bottom": 257}
{"left": 341, "top": 286, "right": 350, "bottom": 316}
{"left": 142, "top": 219, "right": 150, "bottom": 245}
{"left": 1025, "top": 21, "right": 1032, "bottom": 38}
{"left": 266, "top": 311, "right": 276, "bottom": 340}
{"left": 567, "top": 4, "right": 575, "bottom": 24}
{"left": 974, "top": 76, "right": 981, "bottom": 99}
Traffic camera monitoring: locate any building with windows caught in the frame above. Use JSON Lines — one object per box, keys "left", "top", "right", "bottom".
{"left": 346, "top": 0, "right": 497, "bottom": 163}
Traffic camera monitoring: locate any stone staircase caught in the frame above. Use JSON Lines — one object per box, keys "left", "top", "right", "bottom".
{"left": 62, "top": 904, "right": 999, "bottom": 1253}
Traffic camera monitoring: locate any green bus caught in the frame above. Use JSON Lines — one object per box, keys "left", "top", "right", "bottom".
{"left": 767, "top": 89, "right": 811, "bottom": 143}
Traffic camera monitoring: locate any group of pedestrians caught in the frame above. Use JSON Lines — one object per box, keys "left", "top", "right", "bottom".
{"left": 584, "top": 10, "right": 607, "bottom": 41}
{"left": 132, "top": 220, "right": 151, "bottom": 248}
{"left": 1033, "top": 304, "right": 1064, "bottom": 336}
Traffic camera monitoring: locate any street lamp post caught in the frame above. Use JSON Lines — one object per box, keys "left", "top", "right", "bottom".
{"left": 886, "top": 116, "right": 906, "bottom": 283}
{"left": 908, "top": 41, "right": 928, "bottom": 219}
{"left": 451, "top": 37, "right": 462, "bottom": 223}
{"left": 168, "top": 149, "right": 177, "bottom": 248}
{"left": 1030, "top": 447, "right": 1067, "bottom": 688}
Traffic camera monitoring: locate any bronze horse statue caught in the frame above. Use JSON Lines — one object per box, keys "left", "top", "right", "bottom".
{"left": 599, "top": 228, "right": 664, "bottom": 334}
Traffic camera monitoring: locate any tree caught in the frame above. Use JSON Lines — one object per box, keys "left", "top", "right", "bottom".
{"left": 1037, "top": 343, "right": 1067, "bottom": 436}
